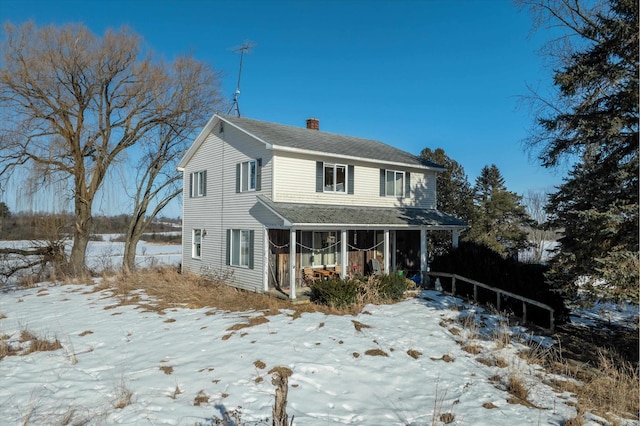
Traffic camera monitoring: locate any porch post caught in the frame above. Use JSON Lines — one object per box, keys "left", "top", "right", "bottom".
{"left": 263, "top": 227, "right": 269, "bottom": 292}
{"left": 289, "top": 229, "right": 296, "bottom": 300}
{"left": 383, "top": 229, "right": 390, "bottom": 274}
{"left": 420, "top": 228, "right": 428, "bottom": 284}
{"left": 341, "top": 229, "right": 348, "bottom": 279}
{"left": 452, "top": 229, "right": 460, "bottom": 248}
{"left": 391, "top": 230, "right": 397, "bottom": 273}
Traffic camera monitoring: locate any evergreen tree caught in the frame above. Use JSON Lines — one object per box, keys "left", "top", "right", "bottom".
{"left": 466, "top": 165, "right": 531, "bottom": 258}
{"left": 522, "top": 0, "right": 639, "bottom": 302}
{"left": 420, "top": 148, "right": 474, "bottom": 257}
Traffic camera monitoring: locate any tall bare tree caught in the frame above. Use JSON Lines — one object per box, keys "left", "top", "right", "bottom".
{"left": 522, "top": 190, "right": 550, "bottom": 262}
{"left": 120, "top": 56, "right": 223, "bottom": 273}
{"left": 0, "top": 22, "right": 222, "bottom": 275}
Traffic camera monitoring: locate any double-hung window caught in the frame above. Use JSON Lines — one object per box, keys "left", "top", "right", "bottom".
{"left": 316, "top": 162, "right": 354, "bottom": 194}
{"left": 324, "top": 163, "right": 346, "bottom": 192}
{"left": 192, "top": 229, "right": 203, "bottom": 259}
{"left": 227, "top": 229, "right": 254, "bottom": 268}
{"left": 236, "top": 159, "right": 261, "bottom": 192}
{"left": 386, "top": 170, "right": 404, "bottom": 197}
{"left": 190, "top": 170, "right": 206, "bottom": 197}
{"left": 380, "top": 168, "right": 410, "bottom": 198}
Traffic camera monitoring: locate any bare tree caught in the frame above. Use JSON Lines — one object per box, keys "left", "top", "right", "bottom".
{"left": 523, "top": 190, "right": 550, "bottom": 262}
{"left": 0, "top": 22, "right": 222, "bottom": 275}
{"left": 120, "top": 56, "right": 223, "bottom": 273}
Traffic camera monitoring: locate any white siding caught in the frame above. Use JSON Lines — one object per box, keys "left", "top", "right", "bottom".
{"left": 181, "top": 121, "right": 274, "bottom": 293}
{"left": 273, "top": 151, "right": 437, "bottom": 209}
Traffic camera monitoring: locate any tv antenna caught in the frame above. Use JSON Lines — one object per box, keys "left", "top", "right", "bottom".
{"left": 228, "top": 41, "right": 256, "bottom": 117}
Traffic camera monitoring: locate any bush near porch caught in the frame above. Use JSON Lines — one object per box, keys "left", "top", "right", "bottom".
{"left": 310, "top": 273, "right": 409, "bottom": 308}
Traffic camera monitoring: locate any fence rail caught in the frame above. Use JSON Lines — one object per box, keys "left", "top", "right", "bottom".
{"left": 426, "top": 271, "right": 555, "bottom": 332}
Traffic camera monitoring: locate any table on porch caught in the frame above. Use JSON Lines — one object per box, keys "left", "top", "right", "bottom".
{"left": 314, "top": 269, "right": 338, "bottom": 280}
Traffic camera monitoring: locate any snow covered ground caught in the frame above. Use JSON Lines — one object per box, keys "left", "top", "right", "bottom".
{"left": 1, "top": 285, "right": 582, "bottom": 425}
{"left": 0, "top": 241, "right": 637, "bottom": 425}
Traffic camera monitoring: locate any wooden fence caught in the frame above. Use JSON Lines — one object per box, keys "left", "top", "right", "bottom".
{"left": 426, "top": 271, "right": 555, "bottom": 332}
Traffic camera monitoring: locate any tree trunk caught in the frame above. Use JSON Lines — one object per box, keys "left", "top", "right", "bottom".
{"left": 123, "top": 232, "right": 141, "bottom": 274}
{"left": 69, "top": 195, "right": 92, "bottom": 276}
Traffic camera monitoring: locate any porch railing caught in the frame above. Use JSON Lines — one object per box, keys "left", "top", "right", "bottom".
{"left": 426, "top": 271, "right": 555, "bottom": 332}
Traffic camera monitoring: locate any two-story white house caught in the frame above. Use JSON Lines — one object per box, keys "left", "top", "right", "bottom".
{"left": 177, "top": 114, "right": 466, "bottom": 299}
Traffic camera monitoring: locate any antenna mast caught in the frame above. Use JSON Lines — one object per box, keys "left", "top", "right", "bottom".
{"left": 228, "top": 41, "right": 256, "bottom": 117}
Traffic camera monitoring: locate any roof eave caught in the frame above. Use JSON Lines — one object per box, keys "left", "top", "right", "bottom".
{"left": 271, "top": 145, "right": 445, "bottom": 172}
{"left": 177, "top": 114, "right": 276, "bottom": 172}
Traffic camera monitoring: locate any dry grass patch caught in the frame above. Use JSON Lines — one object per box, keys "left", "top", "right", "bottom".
{"left": 407, "top": 349, "right": 422, "bottom": 359}
{"left": 482, "top": 402, "right": 498, "bottom": 409}
{"left": 113, "top": 379, "right": 133, "bottom": 409}
{"left": 440, "top": 412, "right": 455, "bottom": 424}
{"left": 430, "top": 354, "right": 454, "bottom": 362}
{"left": 476, "top": 357, "right": 493, "bottom": 367}
{"left": 268, "top": 366, "right": 292, "bottom": 378}
{"left": 253, "top": 360, "right": 266, "bottom": 369}
{"left": 461, "top": 344, "right": 482, "bottom": 355}
{"left": 496, "top": 357, "right": 509, "bottom": 368}
{"left": 352, "top": 352, "right": 360, "bottom": 358}
{"left": 159, "top": 366, "right": 174, "bottom": 375}
{"left": 506, "top": 374, "right": 529, "bottom": 401}
{"left": 364, "top": 349, "right": 388, "bottom": 357}
{"left": 169, "top": 385, "right": 182, "bottom": 399}
{"left": 352, "top": 320, "right": 371, "bottom": 331}
{"left": 0, "top": 313, "right": 6, "bottom": 320}
{"left": 19, "top": 330, "right": 62, "bottom": 355}
{"left": 193, "top": 390, "right": 209, "bottom": 406}
{"left": 78, "top": 330, "right": 93, "bottom": 336}
{"left": 227, "top": 315, "right": 269, "bottom": 331}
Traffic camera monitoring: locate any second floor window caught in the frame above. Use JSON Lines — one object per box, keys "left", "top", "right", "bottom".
{"left": 386, "top": 170, "right": 404, "bottom": 197}
{"left": 324, "top": 163, "right": 346, "bottom": 192}
{"left": 380, "top": 168, "right": 410, "bottom": 198}
{"left": 316, "top": 161, "right": 354, "bottom": 194}
{"left": 236, "top": 159, "right": 262, "bottom": 192}
{"left": 190, "top": 170, "right": 206, "bottom": 197}
{"left": 242, "top": 160, "right": 256, "bottom": 191}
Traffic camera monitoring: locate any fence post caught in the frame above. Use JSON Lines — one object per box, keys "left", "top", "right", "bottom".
{"left": 496, "top": 291, "right": 501, "bottom": 312}
{"left": 549, "top": 310, "right": 555, "bottom": 332}
{"left": 451, "top": 276, "right": 456, "bottom": 295}
{"left": 473, "top": 284, "right": 477, "bottom": 302}
{"left": 522, "top": 302, "right": 527, "bottom": 324}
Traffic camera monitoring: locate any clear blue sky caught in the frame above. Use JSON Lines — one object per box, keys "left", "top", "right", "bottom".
{"left": 1, "top": 0, "right": 565, "bottom": 218}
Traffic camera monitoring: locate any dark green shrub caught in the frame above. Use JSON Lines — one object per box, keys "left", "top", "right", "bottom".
{"left": 310, "top": 278, "right": 358, "bottom": 308}
{"left": 377, "top": 273, "right": 408, "bottom": 300}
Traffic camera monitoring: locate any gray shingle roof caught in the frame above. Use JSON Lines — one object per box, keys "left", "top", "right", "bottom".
{"left": 257, "top": 196, "right": 467, "bottom": 228}
{"left": 220, "top": 114, "right": 443, "bottom": 169}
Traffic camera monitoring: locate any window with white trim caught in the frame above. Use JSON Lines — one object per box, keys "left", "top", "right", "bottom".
{"left": 192, "top": 229, "right": 203, "bottom": 259}
{"left": 236, "top": 159, "right": 262, "bottom": 193}
{"left": 229, "top": 229, "right": 254, "bottom": 268}
{"left": 241, "top": 160, "right": 256, "bottom": 191}
{"left": 316, "top": 162, "right": 354, "bottom": 194}
{"left": 190, "top": 170, "right": 206, "bottom": 197}
{"left": 324, "top": 163, "right": 346, "bottom": 192}
{"left": 380, "top": 170, "right": 409, "bottom": 197}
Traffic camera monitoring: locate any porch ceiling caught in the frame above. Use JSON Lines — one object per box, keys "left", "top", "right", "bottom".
{"left": 257, "top": 196, "right": 467, "bottom": 229}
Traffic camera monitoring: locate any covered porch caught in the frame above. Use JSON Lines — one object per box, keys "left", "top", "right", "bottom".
{"left": 257, "top": 196, "right": 466, "bottom": 300}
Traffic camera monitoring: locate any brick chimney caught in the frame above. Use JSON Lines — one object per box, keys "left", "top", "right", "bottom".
{"left": 306, "top": 118, "right": 319, "bottom": 131}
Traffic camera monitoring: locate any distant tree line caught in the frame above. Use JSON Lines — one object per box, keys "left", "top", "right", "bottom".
{"left": 0, "top": 202, "right": 179, "bottom": 241}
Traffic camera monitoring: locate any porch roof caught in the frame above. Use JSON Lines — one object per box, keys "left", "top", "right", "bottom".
{"left": 257, "top": 196, "right": 467, "bottom": 229}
